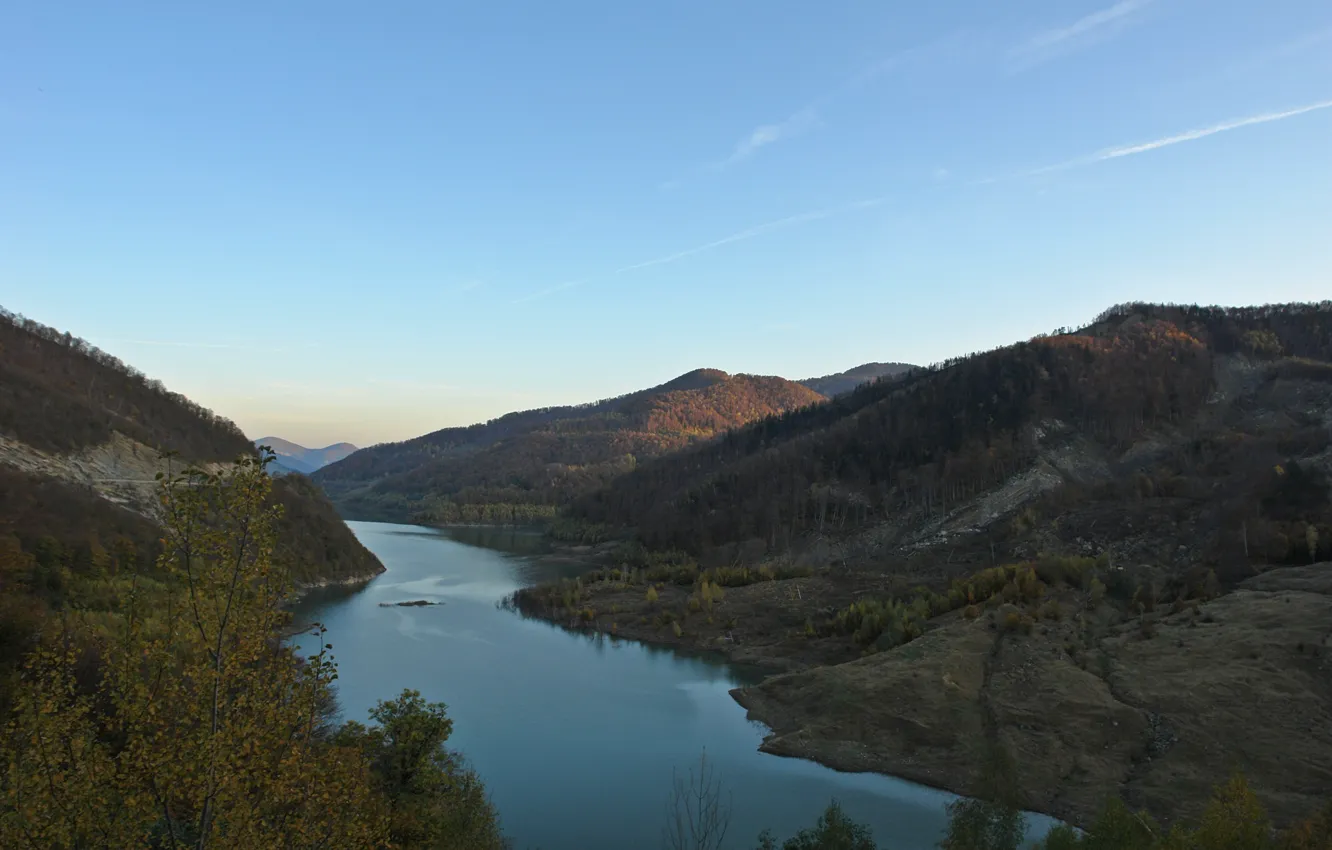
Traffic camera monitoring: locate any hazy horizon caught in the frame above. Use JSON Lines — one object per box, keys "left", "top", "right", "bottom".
{"left": 4, "top": 1, "right": 1330, "bottom": 447}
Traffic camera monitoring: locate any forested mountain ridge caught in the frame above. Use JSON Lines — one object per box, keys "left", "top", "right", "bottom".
{"left": 572, "top": 302, "right": 1332, "bottom": 577}
{"left": 314, "top": 369, "right": 824, "bottom": 523}
{"left": 799, "top": 361, "right": 915, "bottom": 397}
{"left": 0, "top": 306, "right": 383, "bottom": 588}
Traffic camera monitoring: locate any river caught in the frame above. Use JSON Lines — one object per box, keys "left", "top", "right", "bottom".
{"left": 290, "top": 521, "right": 1051, "bottom": 850}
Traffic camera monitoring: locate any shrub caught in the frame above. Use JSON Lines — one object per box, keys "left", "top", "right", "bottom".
{"left": 671, "top": 621, "right": 683, "bottom": 638}
{"left": 646, "top": 586, "right": 659, "bottom": 604}
{"left": 1039, "top": 599, "right": 1064, "bottom": 622}
{"left": 999, "top": 605, "right": 1033, "bottom": 635}
{"left": 759, "top": 799, "right": 877, "bottom": 850}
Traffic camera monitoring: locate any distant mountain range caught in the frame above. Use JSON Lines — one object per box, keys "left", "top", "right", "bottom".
{"left": 254, "top": 437, "right": 359, "bottom": 475}
{"left": 799, "top": 362, "right": 915, "bottom": 397}
{"left": 313, "top": 368, "right": 823, "bottom": 524}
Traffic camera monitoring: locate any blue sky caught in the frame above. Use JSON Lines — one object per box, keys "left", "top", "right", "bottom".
{"left": 3, "top": 1, "right": 1330, "bottom": 447}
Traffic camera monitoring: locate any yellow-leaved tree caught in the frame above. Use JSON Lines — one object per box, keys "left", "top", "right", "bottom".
{"left": 0, "top": 455, "right": 389, "bottom": 849}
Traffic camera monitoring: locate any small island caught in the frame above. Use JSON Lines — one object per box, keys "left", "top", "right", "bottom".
{"left": 378, "top": 600, "right": 443, "bottom": 607}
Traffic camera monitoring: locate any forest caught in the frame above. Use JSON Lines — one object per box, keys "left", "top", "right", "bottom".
{"left": 314, "top": 368, "right": 825, "bottom": 523}
{"left": 570, "top": 303, "right": 1332, "bottom": 575}
{"left": 0, "top": 307, "right": 252, "bottom": 460}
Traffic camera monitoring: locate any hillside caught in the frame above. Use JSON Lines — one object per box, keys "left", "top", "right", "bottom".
{"left": 314, "top": 368, "right": 824, "bottom": 523}
{"left": 799, "top": 361, "right": 915, "bottom": 397}
{"left": 0, "top": 306, "right": 386, "bottom": 591}
{"left": 254, "top": 436, "right": 359, "bottom": 473}
{"left": 573, "top": 303, "right": 1332, "bottom": 572}
{"left": 514, "top": 301, "right": 1332, "bottom": 829}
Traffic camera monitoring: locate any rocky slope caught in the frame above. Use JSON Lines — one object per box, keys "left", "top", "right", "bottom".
{"left": 732, "top": 564, "right": 1332, "bottom": 830}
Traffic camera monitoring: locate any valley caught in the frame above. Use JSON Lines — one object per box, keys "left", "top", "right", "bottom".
{"left": 4, "top": 300, "right": 1331, "bottom": 847}
{"left": 10, "top": 5, "right": 1332, "bottom": 846}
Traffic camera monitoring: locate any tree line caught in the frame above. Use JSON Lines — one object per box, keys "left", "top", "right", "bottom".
{"left": 0, "top": 307, "right": 251, "bottom": 460}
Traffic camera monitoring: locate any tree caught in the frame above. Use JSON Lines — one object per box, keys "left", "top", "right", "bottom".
{"left": 664, "top": 749, "right": 732, "bottom": 850}
{"left": 939, "top": 746, "right": 1026, "bottom": 850}
{"left": 1282, "top": 799, "right": 1332, "bottom": 850}
{"left": 333, "top": 690, "right": 505, "bottom": 850}
{"left": 757, "top": 800, "right": 877, "bottom": 850}
{"left": 1190, "top": 773, "right": 1273, "bottom": 850}
{"left": 0, "top": 456, "right": 387, "bottom": 849}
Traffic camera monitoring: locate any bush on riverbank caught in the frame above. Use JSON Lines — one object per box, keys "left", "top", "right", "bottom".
{"left": 747, "top": 772, "right": 1330, "bottom": 850}
{"left": 816, "top": 554, "right": 1179, "bottom": 651}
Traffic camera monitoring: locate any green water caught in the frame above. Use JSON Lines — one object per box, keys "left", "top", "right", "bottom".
{"left": 291, "top": 522, "right": 1050, "bottom": 850}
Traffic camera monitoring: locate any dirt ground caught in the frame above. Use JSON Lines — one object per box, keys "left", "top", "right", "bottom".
{"left": 730, "top": 564, "right": 1332, "bottom": 830}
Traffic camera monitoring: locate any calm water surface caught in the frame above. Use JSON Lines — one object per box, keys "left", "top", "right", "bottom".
{"left": 291, "top": 522, "right": 1048, "bottom": 850}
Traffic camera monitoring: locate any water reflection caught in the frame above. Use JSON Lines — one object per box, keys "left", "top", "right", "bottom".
{"left": 436, "top": 524, "right": 552, "bottom": 556}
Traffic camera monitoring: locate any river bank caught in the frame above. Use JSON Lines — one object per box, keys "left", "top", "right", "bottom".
{"left": 292, "top": 521, "right": 984, "bottom": 850}
{"left": 509, "top": 561, "right": 1332, "bottom": 831}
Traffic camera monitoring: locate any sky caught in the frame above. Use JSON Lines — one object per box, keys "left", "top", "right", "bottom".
{"left": 2, "top": 1, "right": 1331, "bottom": 448}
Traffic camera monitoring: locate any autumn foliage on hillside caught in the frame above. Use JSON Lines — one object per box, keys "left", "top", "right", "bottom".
{"left": 315, "top": 368, "right": 736, "bottom": 486}
{"left": 317, "top": 371, "right": 824, "bottom": 522}
{"left": 573, "top": 303, "right": 1332, "bottom": 561}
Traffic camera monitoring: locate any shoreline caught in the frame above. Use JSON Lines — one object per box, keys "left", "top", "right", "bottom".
{"left": 505, "top": 582, "right": 1008, "bottom": 819}
{"left": 286, "top": 568, "right": 384, "bottom": 602}
{"left": 504, "top": 563, "right": 1332, "bottom": 831}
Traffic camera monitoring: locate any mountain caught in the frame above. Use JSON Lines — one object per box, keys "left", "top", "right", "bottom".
{"left": 254, "top": 436, "right": 359, "bottom": 473}
{"left": 799, "top": 361, "right": 915, "bottom": 397}
{"left": 0, "top": 306, "right": 384, "bottom": 709}
{"left": 314, "top": 368, "right": 824, "bottom": 524}
{"left": 515, "top": 301, "right": 1332, "bottom": 828}
{"left": 573, "top": 303, "right": 1332, "bottom": 570}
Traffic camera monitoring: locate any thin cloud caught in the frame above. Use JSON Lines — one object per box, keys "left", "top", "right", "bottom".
{"left": 511, "top": 196, "right": 889, "bottom": 305}
{"left": 510, "top": 278, "right": 590, "bottom": 305}
{"left": 684, "top": 38, "right": 952, "bottom": 180}
{"left": 985, "top": 97, "right": 1332, "bottom": 182}
{"left": 1096, "top": 99, "right": 1332, "bottom": 159}
{"left": 1009, "top": 0, "right": 1152, "bottom": 68}
{"left": 722, "top": 108, "right": 820, "bottom": 167}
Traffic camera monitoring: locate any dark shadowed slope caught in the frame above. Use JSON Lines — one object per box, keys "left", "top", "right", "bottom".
{"left": 314, "top": 369, "right": 824, "bottom": 523}
{"left": 0, "top": 306, "right": 383, "bottom": 588}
